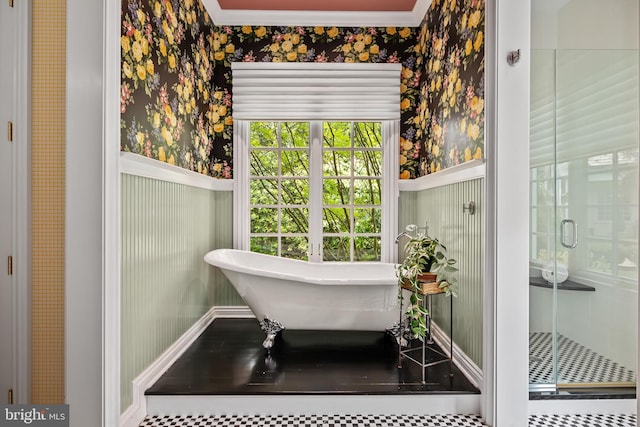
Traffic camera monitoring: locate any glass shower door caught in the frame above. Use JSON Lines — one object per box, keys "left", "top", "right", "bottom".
{"left": 530, "top": 0, "right": 639, "bottom": 393}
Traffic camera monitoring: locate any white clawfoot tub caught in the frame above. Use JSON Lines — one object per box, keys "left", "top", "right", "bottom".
{"left": 204, "top": 249, "right": 401, "bottom": 350}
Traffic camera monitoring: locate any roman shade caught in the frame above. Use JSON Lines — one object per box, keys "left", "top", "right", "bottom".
{"left": 231, "top": 62, "right": 402, "bottom": 121}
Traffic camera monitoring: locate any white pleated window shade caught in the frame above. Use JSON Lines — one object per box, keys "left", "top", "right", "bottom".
{"left": 530, "top": 50, "right": 639, "bottom": 167}
{"left": 231, "top": 62, "right": 402, "bottom": 121}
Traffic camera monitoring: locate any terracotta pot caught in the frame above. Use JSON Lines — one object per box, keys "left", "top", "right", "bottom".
{"left": 417, "top": 272, "right": 438, "bottom": 283}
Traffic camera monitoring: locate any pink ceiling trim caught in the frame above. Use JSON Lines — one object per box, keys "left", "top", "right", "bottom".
{"left": 216, "top": 0, "right": 418, "bottom": 12}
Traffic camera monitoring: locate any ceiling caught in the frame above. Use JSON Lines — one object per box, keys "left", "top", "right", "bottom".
{"left": 202, "top": 0, "right": 430, "bottom": 27}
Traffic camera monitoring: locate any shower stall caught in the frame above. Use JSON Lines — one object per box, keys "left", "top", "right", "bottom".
{"left": 529, "top": 0, "right": 639, "bottom": 392}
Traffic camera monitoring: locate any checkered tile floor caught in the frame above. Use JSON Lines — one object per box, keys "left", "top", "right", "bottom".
{"left": 529, "top": 332, "right": 636, "bottom": 384}
{"left": 140, "top": 414, "right": 487, "bottom": 426}
{"left": 139, "top": 414, "right": 637, "bottom": 426}
{"left": 529, "top": 414, "right": 636, "bottom": 427}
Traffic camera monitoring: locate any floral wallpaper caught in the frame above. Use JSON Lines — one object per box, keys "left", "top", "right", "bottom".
{"left": 120, "top": 0, "right": 484, "bottom": 179}
{"left": 416, "top": 0, "right": 485, "bottom": 175}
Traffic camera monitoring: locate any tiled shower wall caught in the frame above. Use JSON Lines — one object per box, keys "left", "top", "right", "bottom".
{"left": 120, "top": 173, "right": 239, "bottom": 410}
{"left": 399, "top": 178, "right": 484, "bottom": 367}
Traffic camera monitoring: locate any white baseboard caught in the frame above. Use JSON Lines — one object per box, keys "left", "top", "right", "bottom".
{"left": 119, "top": 306, "right": 253, "bottom": 427}
{"left": 147, "top": 394, "right": 482, "bottom": 416}
{"left": 430, "top": 321, "right": 483, "bottom": 390}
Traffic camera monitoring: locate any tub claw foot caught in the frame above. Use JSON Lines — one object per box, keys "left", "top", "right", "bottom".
{"left": 259, "top": 316, "right": 284, "bottom": 351}
{"left": 386, "top": 323, "right": 402, "bottom": 346}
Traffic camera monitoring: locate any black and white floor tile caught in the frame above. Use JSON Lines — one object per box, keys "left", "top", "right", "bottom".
{"left": 140, "top": 414, "right": 637, "bottom": 427}
{"left": 139, "top": 414, "right": 487, "bottom": 427}
{"left": 529, "top": 414, "right": 636, "bottom": 427}
{"left": 529, "top": 332, "right": 636, "bottom": 384}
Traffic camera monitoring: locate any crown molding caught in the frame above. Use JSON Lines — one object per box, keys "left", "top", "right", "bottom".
{"left": 202, "top": 0, "right": 430, "bottom": 27}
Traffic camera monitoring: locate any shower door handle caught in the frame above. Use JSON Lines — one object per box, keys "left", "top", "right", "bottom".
{"left": 560, "top": 219, "right": 578, "bottom": 249}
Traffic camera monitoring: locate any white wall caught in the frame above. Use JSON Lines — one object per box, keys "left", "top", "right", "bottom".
{"left": 65, "top": 8, "right": 103, "bottom": 427}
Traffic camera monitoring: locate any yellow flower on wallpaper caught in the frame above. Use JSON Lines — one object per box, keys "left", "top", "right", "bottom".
{"left": 473, "top": 147, "right": 483, "bottom": 160}
{"left": 146, "top": 59, "right": 154, "bottom": 75}
{"left": 123, "top": 61, "right": 133, "bottom": 79}
{"left": 168, "top": 53, "right": 176, "bottom": 69}
{"left": 469, "top": 10, "right": 481, "bottom": 28}
{"left": 255, "top": 26, "right": 267, "bottom": 37}
{"left": 399, "top": 155, "right": 407, "bottom": 166}
{"left": 465, "top": 39, "right": 473, "bottom": 55}
{"left": 242, "top": 26, "right": 252, "bottom": 34}
{"left": 214, "top": 51, "right": 225, "bottom": 61}
{"left": 136, "top": 132, "right": 145, "bottom": 146}
{"left": 461, "top": 13, "right": 468, "bottom": 29}
{"left": 400, "top": 137, "right": 413, "bottom": 151}
{"left": 314, "top": 26, "right": 324, "bottom": 35}
{"left": 224, "top": 116, "right": 233, "bottom": 126}
{"left": 342, "top": 44, "right": 351, "bottom": 54}
{"left": 132, "top": 41, "right": 143, "bottom": 62}
{"left": 158, "top": 146, "right": 166, "bottom": 162}
{"left": 168, "top": 154, "right": 175, "bottom": 165}
{"left": 471, "top": 96, "right": 484, "bottom": 114}
{"left": 399, "top": 27, "right": 411, "bottom": 39}
{"left": 464, "top": 147, "right": 472, "bottom": 162}
{"left": 370, "top": 44, "right": 379, "bottom": 54}
{"left": 214, "top": 123, "right": 224, "bottom": 133}
{"left": 327, "top": 27, "right": 339, "bottom": 38}
{"left": 298, "top": 44, "right": 307, "bottom": 54}
{"left": 399, "top": 170, "right": 410, "bottom": 180}
{"left": 474, "top": 31, "right": 483, "bottom": 52}
{"left": 136, "top": 64, "right": 147, "bottom": 80}
{"left": 400, "top": 98, "right": 411, "bottom": 111}
{"left": 467, "top": 123, "right": 480, "bottom": 140}
{"left": 161, "top": 126, "right": 174, "bottom": 146}
{"left": 358, "top": 52, "right": 369, "bottom": 61}
{"left": 159, "top": 39, "right": 167, "bottom": 57}
{"left": 386, "top": 27, "right": 397, "bottom": 35}
{"left": 121, "top": 36, "right": 131, "bottom": 53}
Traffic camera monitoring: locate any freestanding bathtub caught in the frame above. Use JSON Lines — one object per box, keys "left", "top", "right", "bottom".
{"left": 204, "top": 249, "right": 401, "bottom": 350}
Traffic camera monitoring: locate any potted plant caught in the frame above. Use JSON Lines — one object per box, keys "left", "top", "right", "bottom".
{"left": 396, "top": 233, "right": 458, "bottom": 340}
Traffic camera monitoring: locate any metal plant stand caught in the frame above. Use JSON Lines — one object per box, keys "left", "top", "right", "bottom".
{"left": 398, "top": 286, "right": 453, "bottom": 385}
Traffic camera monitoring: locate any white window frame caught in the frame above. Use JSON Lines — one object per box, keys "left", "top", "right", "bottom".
{"left": 235, "top": 120, "right": 398, "bottom": 263}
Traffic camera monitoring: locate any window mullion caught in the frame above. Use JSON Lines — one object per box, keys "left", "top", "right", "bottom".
{"left": 309, "top": 121, "right": 323, "bottom": 262}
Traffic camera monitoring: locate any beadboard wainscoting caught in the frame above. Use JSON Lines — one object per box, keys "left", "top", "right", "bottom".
{"left": 120, "top": 154, "right": 241, "bottom": 415}
{"left": 398, "top": 167, "right": 484, "bottom": 381}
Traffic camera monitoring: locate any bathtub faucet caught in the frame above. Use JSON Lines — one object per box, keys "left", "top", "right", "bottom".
{"left": 395, "top": 231, "right": 412, "bottom": 244}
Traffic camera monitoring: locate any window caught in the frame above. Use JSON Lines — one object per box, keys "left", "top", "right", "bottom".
{"left": 231, "top": 62, "right": 401, "bottom": 262}
{"left": 247, "top": 121, "right": 386, "bottom": 262}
